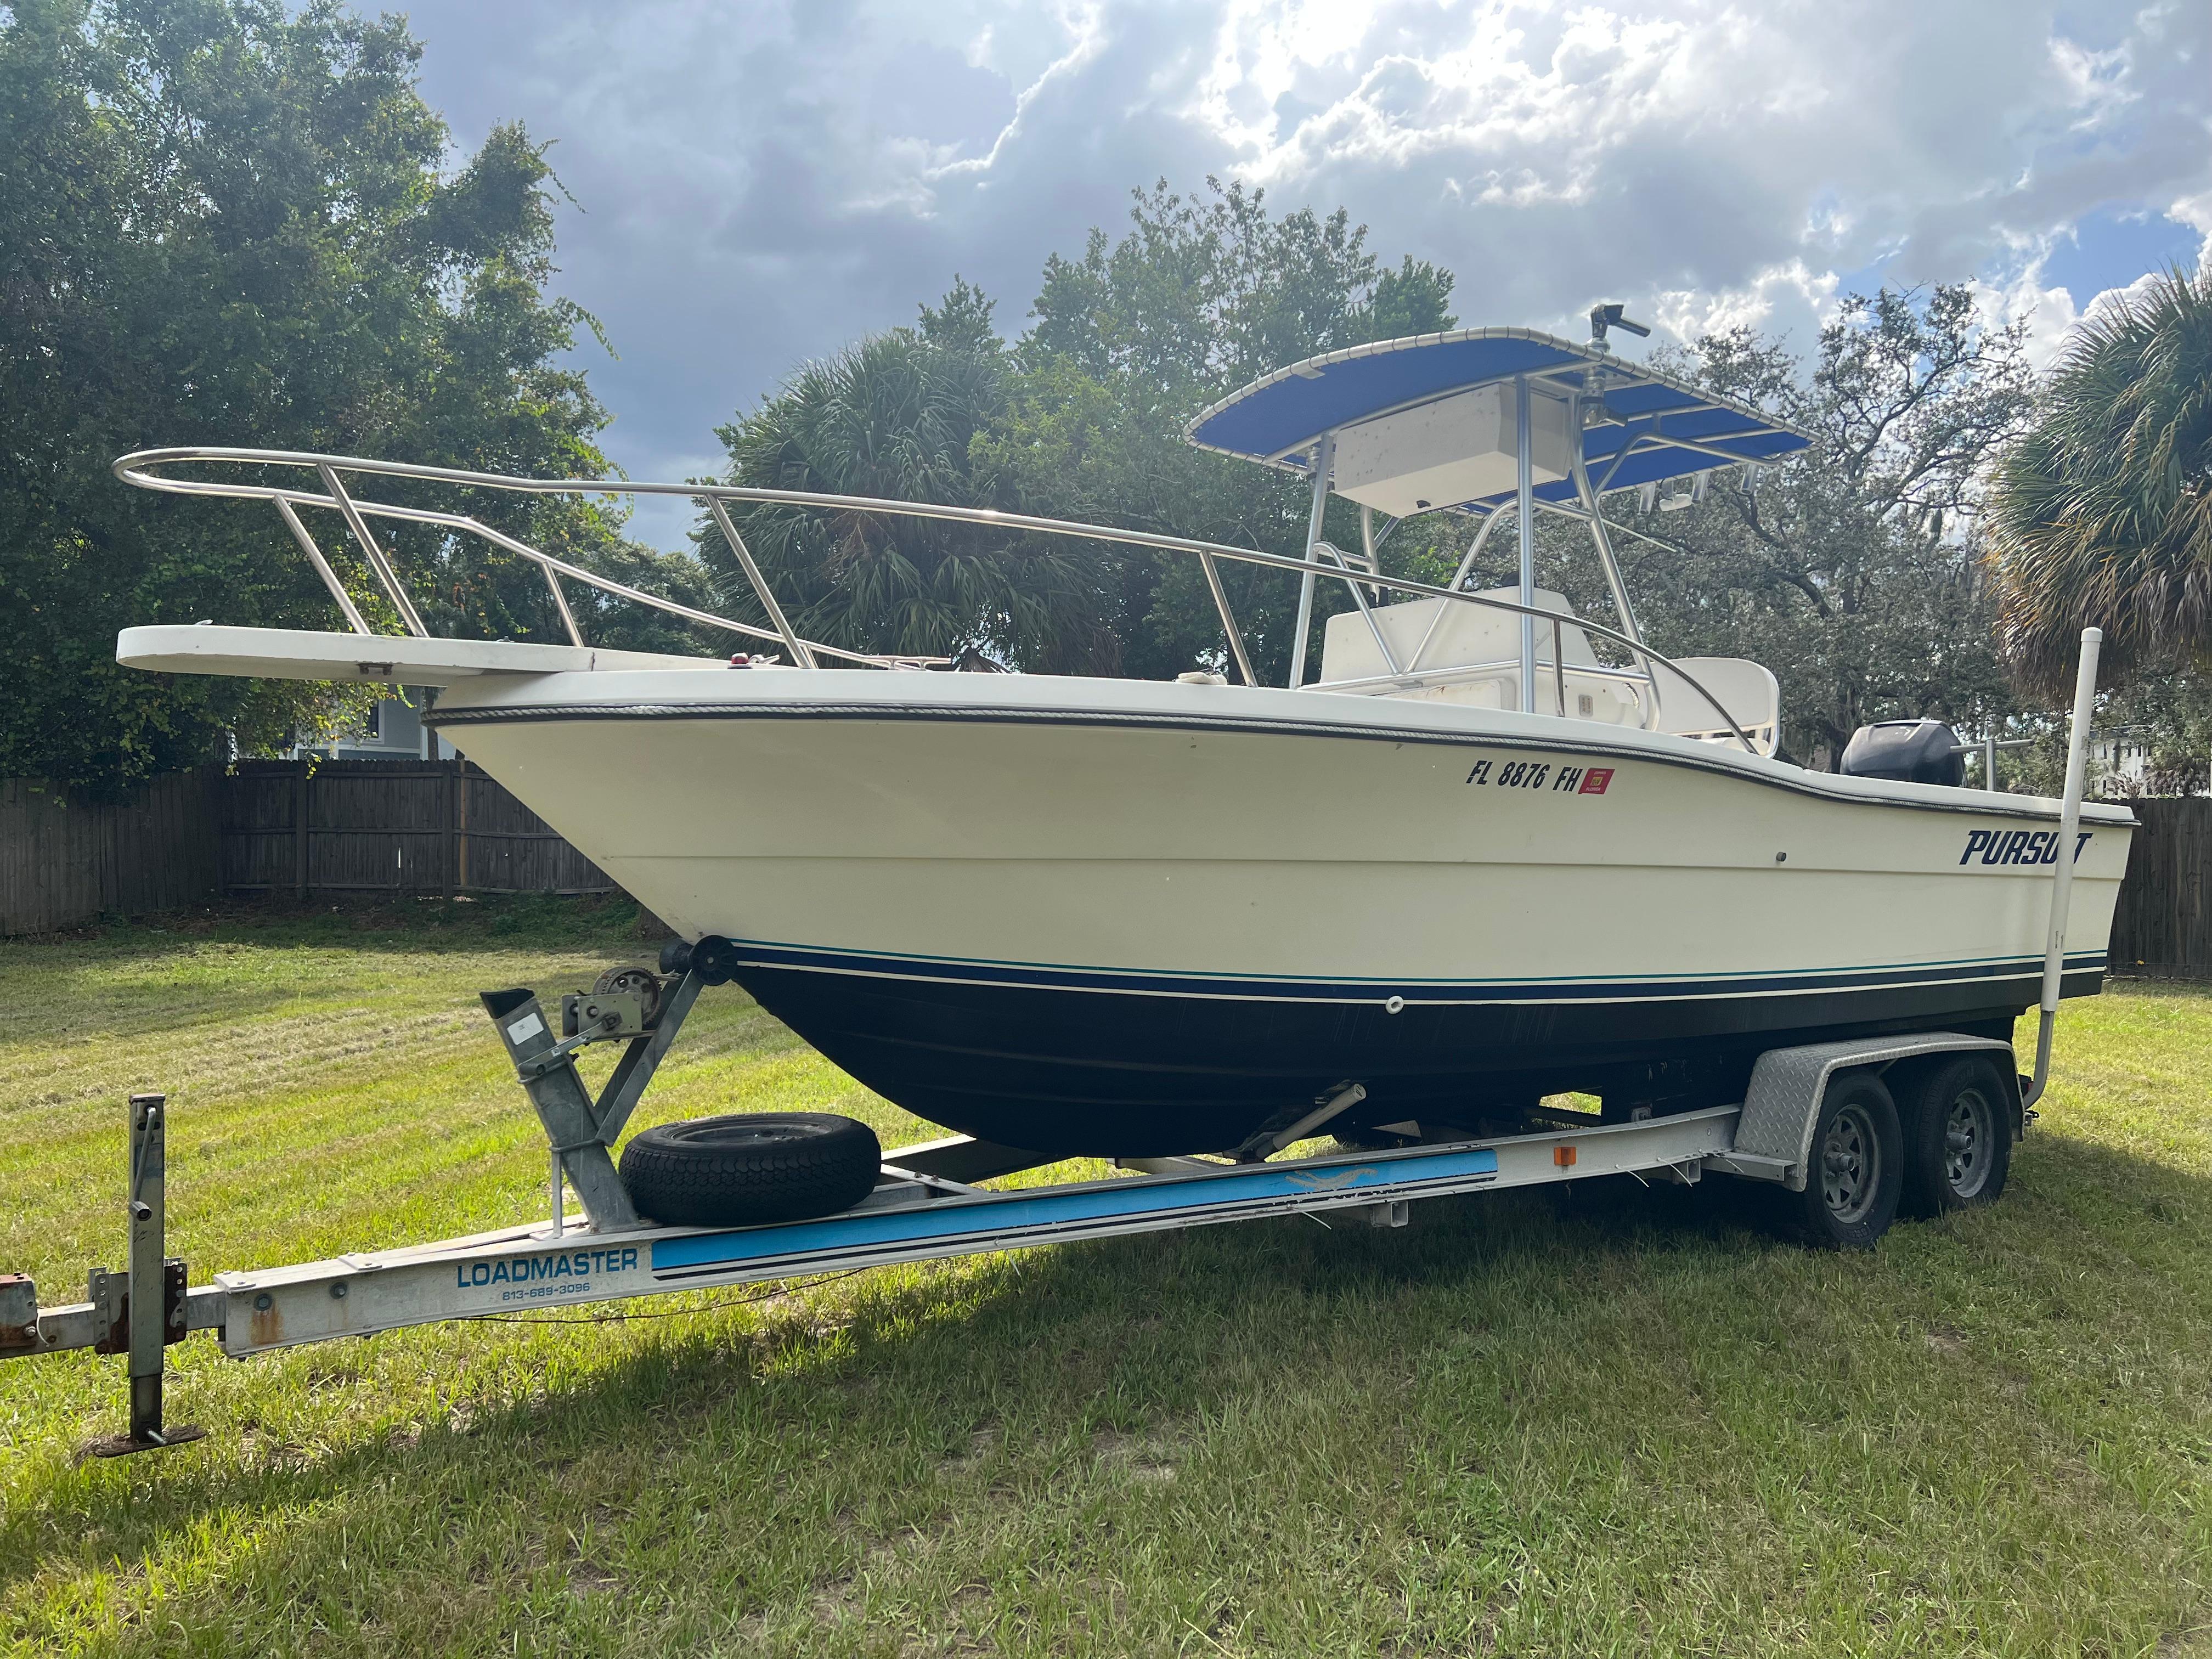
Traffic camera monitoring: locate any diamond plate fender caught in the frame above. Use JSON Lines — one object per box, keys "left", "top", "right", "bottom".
{"left": 1724, "top": 1034, "right": 2015, "bottom": 1192}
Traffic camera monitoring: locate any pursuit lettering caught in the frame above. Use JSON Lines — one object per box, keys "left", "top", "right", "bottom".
{"left": 1960, "top": 827, "right": 2092, "bottom": 866}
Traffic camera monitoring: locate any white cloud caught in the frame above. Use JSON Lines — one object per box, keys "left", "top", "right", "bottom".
{"left": 1980, "top": 262, "right": 2181, "bottom": 376}
{"left": 395, "top": 0, "right": 2212, "bottom": 548}
{"left": 1650, "top": 261, "right": 1842, "bottom": 345}
{"left": 2174, "top": 189, "right": 2212, "bottom": 262}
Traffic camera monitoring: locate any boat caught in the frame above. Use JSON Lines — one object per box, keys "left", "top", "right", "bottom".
{"left": 111, "top": 323, "right": 2136, "bottom": 1158}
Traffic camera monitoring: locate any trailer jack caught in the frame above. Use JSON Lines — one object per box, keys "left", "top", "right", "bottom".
{"left": 63, "top": 1096, "right": 206, "bottom": 1457}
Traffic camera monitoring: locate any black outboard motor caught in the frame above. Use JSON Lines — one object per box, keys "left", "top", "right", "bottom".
{"left": 1839, "top": 719, "right": 1965, "bottom": 786}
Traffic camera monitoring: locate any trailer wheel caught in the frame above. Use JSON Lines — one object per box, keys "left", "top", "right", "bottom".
{"left": 1900, "top": 1056, "right": 2012, "bottom": 1216}
{"left": 619, "top": 1113, "right": 882, "bottom": 1227}
{"left": 1782, "top": 1073, "right": 1902, "bottom": 1249}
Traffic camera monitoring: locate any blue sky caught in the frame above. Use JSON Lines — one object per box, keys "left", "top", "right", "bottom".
{"left": 396, "top": 0, "right": 2211, "bottom": 550}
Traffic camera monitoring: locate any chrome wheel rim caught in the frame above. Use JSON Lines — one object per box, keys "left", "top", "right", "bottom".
{"left": 1821, "top": 1103, "right": 1880, "bottom": 1224}
{"left": 1943, "top": 1086, "right": 1996, "bottom": 1198}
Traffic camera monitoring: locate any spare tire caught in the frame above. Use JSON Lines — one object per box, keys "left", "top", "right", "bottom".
{"left": 618, "top": 1113, "right": 881, "bottom": 1227}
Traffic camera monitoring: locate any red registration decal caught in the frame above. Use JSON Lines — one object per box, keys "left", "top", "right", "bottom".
{"left": 1578, "top": 768, "right": 1615, "bottom": 795}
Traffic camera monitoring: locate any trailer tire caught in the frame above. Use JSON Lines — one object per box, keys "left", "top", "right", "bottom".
{"left": 619, "top": 1113, "right": 881, "bottom": 1227}
{"left": 1781, "top": 1073, "right": 1902, "bottom": 1250}
{"left": 1899, "top": 1055, "right": 2012, "bottom": 1217}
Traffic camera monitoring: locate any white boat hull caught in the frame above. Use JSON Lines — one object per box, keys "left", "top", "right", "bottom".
{"left": 426, "top": 668, "right": 2134, "bottom": 1155}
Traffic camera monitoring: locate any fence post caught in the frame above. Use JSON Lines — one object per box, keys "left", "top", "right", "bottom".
{"left": 294, "top": 757, "right": 309, "bottom": 898}
{"left": 443, "top": 760, "right": 458, "bottom": 899}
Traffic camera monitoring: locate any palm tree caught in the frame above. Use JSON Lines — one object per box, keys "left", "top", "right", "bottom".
{"left": 1988, "top": 264, "right": 2212, "bottom": 697}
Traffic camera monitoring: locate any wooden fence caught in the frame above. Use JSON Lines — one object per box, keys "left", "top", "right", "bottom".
{"left": 221, "top": 759, "right": 614, "bottom": 896}
{"left": 0, "top": 770, "right": 225, "bottom": 935}
{"left": 2108, "top": 797, "right": 2212, "bottom": 976}
{"left": 2, "top": 760, "right": 611, "bottom": 933}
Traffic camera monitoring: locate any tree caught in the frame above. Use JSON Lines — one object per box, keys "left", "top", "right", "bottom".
{"left": 1987, "top": 264, "right": 2212, "bottom": 699}
{"left": 705, "top": 283, "right": 1111, "bottom": 668}
{"left": 708, "top": 182, "right": 1457, "bottom": 678}
{"left": 983, "top": 178, "right": 1457, "bottom": 681}
{"left": 0, "top": 0, "right": 695, "bottom": 794}
{"left": 1019, "top": 180, "right": 1454, "bottom": 396}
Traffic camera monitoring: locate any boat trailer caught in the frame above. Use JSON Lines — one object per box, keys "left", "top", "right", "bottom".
{"left": 0, "top": 970, "right": 2019, "bottom": 1456}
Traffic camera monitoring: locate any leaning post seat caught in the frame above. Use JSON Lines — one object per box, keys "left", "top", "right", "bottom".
{"left": 1315, "top": 588, "right": 1639, "bottom": 726}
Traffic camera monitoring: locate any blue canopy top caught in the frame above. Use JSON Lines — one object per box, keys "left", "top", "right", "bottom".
{"left": 1184, "top": 326, "right": 1812, "bottom": 514}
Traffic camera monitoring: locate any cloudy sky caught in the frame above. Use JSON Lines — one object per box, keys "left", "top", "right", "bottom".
{"left": 400, "top": 0, "right": 2211, "bottom": 549}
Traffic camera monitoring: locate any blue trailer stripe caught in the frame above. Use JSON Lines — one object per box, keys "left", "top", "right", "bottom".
{"left": 650, "top": 1147, "right": 1503, "bottom": 1276}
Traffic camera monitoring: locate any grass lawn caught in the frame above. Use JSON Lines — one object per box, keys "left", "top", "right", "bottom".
{"left": 4, "top": 900, "right": 2212, "bottom": 1656}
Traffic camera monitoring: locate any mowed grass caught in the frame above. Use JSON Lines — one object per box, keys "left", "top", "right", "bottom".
{"left": 3, "top": 903, "right": 2212, "bottom": 1657}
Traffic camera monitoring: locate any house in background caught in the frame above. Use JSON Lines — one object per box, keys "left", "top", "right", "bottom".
{"left": 2086, "top": 729, "right": 2212, "bottom": 797}
{"left": 2090, "top": 730, "right": 2152, "bottom": 790}
{"left": 294, "top": 687, "right": 456, "bottom": 761}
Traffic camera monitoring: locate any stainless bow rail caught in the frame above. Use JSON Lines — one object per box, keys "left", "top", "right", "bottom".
{"left": 114, "top": 446, "right": 1758, "bottom": 752}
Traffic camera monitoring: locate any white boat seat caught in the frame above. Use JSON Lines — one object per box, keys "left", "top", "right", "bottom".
{"left": 1651, "top": 657, "right": 1780, "bottom": 756}
{"left": 1317, "top": 588, "right": 1641, "bottom": 726}
{"left": 1316, "top": 592, "right": 1782, "bottom": 753}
